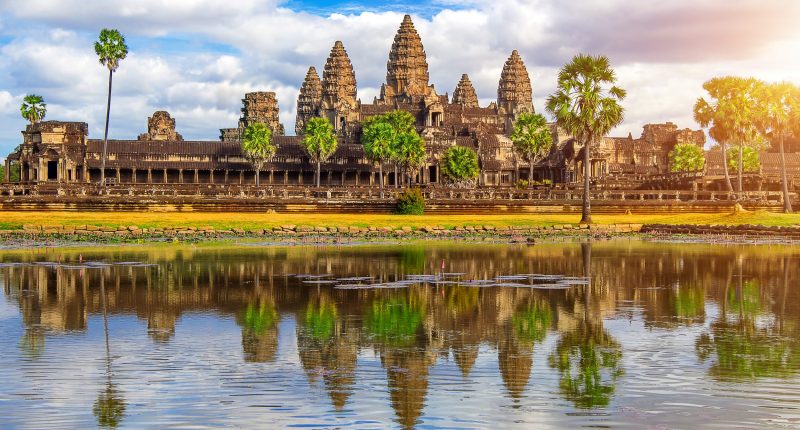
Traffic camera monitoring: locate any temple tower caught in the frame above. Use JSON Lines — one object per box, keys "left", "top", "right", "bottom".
{"left": 381, "top": 14, "right": 430, "bottom": 103}
{"left": 321, "top": 41, "right": 358, "bottom": 133}
{"left": 497, "top": 50, "right": 533, "bottom": 129}
{"left": 239, "top": 92, "right": 285, "bottom": 135}
{"left": 295, "top": 66, "right": 323, "bottom": 135}
{"left": 452, "top": 74, "right": 479, "bottom": 108}
{"left": 138, "top": 111, "right": 182, "bottom": 141}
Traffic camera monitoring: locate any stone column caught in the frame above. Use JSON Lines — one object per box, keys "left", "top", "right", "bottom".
{"left": 179, "top": 169, "right": 184, "bottom": 183}
{"left": 147, "top": 169, "right": 152, "bottom": 183}
{"left": 239, "top": 171, "right": 243, "bottom": 185}
{"left": 4, "top": 159, "right": 10, "bottom": 182}
{"left": 132, "top": 168, "right": 137, "bottom": 184}
{"left": 269, "top": 170, "right": 274, "bottom": 185}
{"left": 224, "top": 170, "right": 229, "bottom": 184}
{"left": 164, "top": 169, "right": 168, "bottom": 183}
{"left": 194, "top": 169, "right": 199, "bottom": 183}
{"left": 210, "top": 169, "right": 214, "bottom": 184}
{"left": 116, "top": 168, "right": 121, "bottom": 183}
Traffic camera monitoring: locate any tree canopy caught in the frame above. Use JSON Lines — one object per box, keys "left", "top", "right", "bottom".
{"left": 669, "top": 143, "right": 705, "bottom": 172}
{"left": 727, "top": 146, "right": 760, "bottom": 173}
{"left": 301, "top": 117, "right": 338, "bottom": 187}
{"left": 511, "top": 112, "right": 553, "bottom": 185}
{"left": 20, "top": 94, "right": 46, "bottom": 125}
{"left": 94, "top": 29, "right": 128, "bottom": 72}
{"left": 441, "top": 146, "right": 479, "bottom": 183}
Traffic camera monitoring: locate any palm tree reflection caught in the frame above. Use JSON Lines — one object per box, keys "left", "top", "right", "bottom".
{"left": 93, "top": 273, "right": 126, "bottom": 428}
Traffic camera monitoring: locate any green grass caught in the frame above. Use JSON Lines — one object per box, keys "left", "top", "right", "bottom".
{"left": 0, "top": 209, "right": 798, "bottom": 230}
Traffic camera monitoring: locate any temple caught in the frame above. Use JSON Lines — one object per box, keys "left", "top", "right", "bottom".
{"left": 5, "top": 14, "right": 795, "bottom": 190}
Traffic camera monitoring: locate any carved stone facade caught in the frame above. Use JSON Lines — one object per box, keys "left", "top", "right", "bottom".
{"left": 497, "top": 50, "right": 533, "bottom": 120}
{"left": 452, "top": 74, "right": 479, "bottom": 108}
{"left": 138, "top": 111, "right": 183, "bottom": 141}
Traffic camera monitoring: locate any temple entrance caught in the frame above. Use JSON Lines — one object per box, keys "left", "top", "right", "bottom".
{"left": 47, "top": 161, "right": 58, "bottom": 181}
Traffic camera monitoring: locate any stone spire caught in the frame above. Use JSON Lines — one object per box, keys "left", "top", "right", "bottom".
{"left": 452, "top": 74, "right": 479, "bottom": 108}
{"left": 382, "top": 14, "right": 429, "bottom": 103}
{"left": 321, "top": 41, "right": 357, "bottom": 110}
{"left": 497, "top": 50, "right": 533, "bottom": 115}
{"left": 295, "top": 66, "right": 323, "bottom": 135}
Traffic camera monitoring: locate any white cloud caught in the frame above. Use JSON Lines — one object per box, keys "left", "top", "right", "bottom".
{"left": 1, "top": 0, "right": 799, "bottom": 157}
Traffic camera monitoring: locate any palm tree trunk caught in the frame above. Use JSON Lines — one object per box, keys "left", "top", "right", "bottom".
{"left": 737, "top": 142, "right": 744, "bottom": 193}
{"left": 528, "top": 156, "right": 534, "bottom": 188}
{"left": 720, "top": 141, "right": 734, "bottom": 194}
{"left": 581, "top": 139, "right": 592, "bottom": 224}
{"left": 779, "top": 135, "right": 793, "bottom": 213}
{"left": 100, "top": 68, "right": 113, "bottom": 185}
{"left": 379, "top": 163, "right": 384, "bottom": 198}
{"left": 316, "top": 160, "right": 321, "bottom": 188}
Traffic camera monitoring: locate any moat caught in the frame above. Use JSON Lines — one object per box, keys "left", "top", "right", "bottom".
{"left": 1, "top": 241, "right": 799, "bottom": 428}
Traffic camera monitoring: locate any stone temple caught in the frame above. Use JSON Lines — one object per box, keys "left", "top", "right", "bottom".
{"left": 5, "top": 14, "right": 715, "bottom": 187}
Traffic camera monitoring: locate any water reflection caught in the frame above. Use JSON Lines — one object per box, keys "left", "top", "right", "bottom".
{"left": 1, "top": 242, "right": 800, "bottom": 428}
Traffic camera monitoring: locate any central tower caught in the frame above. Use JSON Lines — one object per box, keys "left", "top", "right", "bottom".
{"left": 380, "top": 14, "right": 430, "bottom": 104}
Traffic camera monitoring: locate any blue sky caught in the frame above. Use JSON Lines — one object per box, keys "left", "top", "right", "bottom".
{"left": 1, "top": 0, "right": 799, "bottom": 157}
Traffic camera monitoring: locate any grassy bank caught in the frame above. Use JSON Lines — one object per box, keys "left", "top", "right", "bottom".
{"left": 1, "top": 209, "right": 798, "bottom": 231}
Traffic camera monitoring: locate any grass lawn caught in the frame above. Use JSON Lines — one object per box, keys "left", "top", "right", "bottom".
{"left": 1, "top": 210, "right": 798, "bottom": 230}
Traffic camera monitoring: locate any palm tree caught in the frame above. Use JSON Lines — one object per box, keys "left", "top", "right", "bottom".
{"left": 753, "top": 81, "right": 799, "bottom": 213}
{"left": 511, "top": 112, "right": 553, "bottom": 187}
{"left": 20, "top": 94, "right": 47, "bottom": 125}
{"left": 361, "top": 120, "right": 396, "bottom": 197}
{"left": 395, "top": 131, "right": 426, "bottom": 186}
{"left": 301, "top": 117, "right": 338, "bottom": 187}
{"left": 241, "top": 123, "right": 276, "bottom": 186}
{"left": 546, "top": 54, "right": 626, "bottom": 224}
{"left": 694, "top": 77, "right": 760, "bottom": 194}
{"left": 95, "top": 28, "right": 128, "bottom": 185}
{"left": 668, "top": 143, "right": 705, "bottom": 173}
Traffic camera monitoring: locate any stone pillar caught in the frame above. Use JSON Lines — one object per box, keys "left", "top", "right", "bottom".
{"left": 284, "top": 171, "right": 287, "bottom": 185}
{"left": 269, "top": 170, "right": 274, "bottom": 185}
{"left": 179, "top": 169, "right": 184, "bottom": 183}
{"left": 355, "top": 171, "right": 360, "bottom": 186}
{"left": 194, "top": 169, "right": 199, "bottom": 183}
{"left": 4, "top": 159, "right": 9, "bottom": 182}
{"left": 147, "top": 169, "right": 152, "bottom": 183}
{"left": 164, "top": 169, "right": 168, "bottom": 183}
{"left": 210, "top": 169, "right": 214, "bottom": 184}
{"left": 132, "top": 168, "right": 137, "bottom": 184}
{"left": 239, "top": 171, "right": 243, "bottom": 185}
{"left": 116, "top": 168, "right": 121, "bottom": 183}
{"left": 342, "top": 170, "right": 346, "bottom": 186}
{"left": 224, "top": 170, "right": 229, "bottom": 184}
{"left": 298, "top": 170, "right": 303, "bottom": 185}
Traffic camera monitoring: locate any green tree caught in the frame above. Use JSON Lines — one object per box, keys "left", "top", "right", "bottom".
{"left": 694, "top": 77, "right": 761, "bottom": 194}
{"left": 546, "top": 54, "right": 626, "bottom": 224}
{"left": 20, "top": 94, "right": 46, "bottom": 125}
{"left": 669, "top": 143, "right": 706, "bottom": 172}
{"left": 440, "top": 146, "right": 479, "bottom": 185}
{"left": 301, "top": 117, "right": 338, "bottom": 187}
{"left": 95, "top": 29, "right": 128, "bottom": 185}
{"left": 726, "top": 146, "right": 760, "bottom": 174}
{"left": 394, "top": 131, "right": 426, "bottom": 186}
{"left": 361, "top": 120, "right": 396, "bottom": 196}
{"left": 753, "top": 81, "right": 799, "bottom": 213}
{"left": 511, "top": 112, "right": 553, "bottom": 186}
{"left": 241, "top": 123, "right": 275, "bottom": 186}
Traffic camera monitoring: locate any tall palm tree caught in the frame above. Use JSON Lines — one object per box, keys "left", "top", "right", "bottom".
{"left": 95, "top": 28, "right": 128, "bottom": 185}
{"left": 20, "top": 94, "right": 47, "bottom": 125}
{"left": 395, "top": 131, "right": 426, "bottom": 186}
{"left": 546, "top": 54, "right": 626, "bottom": 224}
{"left": 301, "top": 117, "right": 338, "bottom": 187}
{"left": 753, "top": 81, "right": 799, "bottom": 213}
{"left": 511, "top": 112, "right": 553, "bottom": 187}
{"left": 361, "top": 120, "right": 396, "bottom": 197}
{"left": 242, "top": 123, "right": 276, "bottom": 186}
{"left": 694, "top": 77, "right": 760, "bottom": 194}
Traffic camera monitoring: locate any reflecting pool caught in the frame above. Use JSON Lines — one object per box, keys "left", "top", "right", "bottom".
{"left": 1, "top": 241, "right": 799, "bottom": 428}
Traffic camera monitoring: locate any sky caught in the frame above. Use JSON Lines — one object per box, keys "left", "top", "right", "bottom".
{"left": 1, "top": 0, "right": 800, "bottom": 156}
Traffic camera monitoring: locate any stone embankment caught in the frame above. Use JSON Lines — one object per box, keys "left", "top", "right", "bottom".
{"left": 0, "top": 223, "right": 643, "bottom": 242}
{"left": 641, "top": 224, "right": 800, "bottom": 239}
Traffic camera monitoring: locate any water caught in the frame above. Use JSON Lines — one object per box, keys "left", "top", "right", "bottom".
{"left": 0, "top": 241, "right": 799, "bottom": 429}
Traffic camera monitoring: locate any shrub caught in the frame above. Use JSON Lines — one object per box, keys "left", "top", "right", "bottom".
{"left": 396, "top": 188, "right": 425, "bottom": 214}
{"left": 514, "top": 179, "right": 529, "bottom": 189}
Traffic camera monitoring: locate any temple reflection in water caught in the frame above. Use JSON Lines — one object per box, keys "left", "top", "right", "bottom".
{"left": 2, "top": 242, "right": 799, "bottom": 428}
